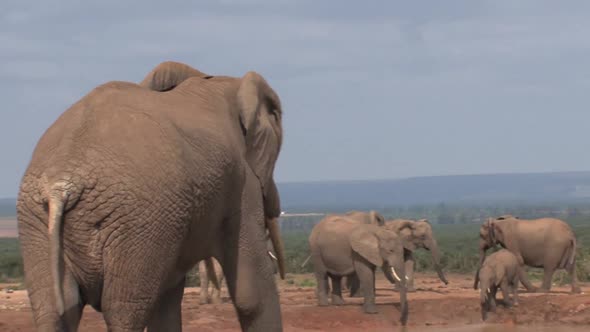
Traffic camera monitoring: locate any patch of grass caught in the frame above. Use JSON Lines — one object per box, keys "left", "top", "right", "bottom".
{"left": 297, "top": 278, "right": 316, "bottom": 288}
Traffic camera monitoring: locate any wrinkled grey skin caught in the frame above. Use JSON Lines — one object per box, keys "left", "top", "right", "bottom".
{"left": 474, "top": 215, "right": 581, "bottom": 294}
{"left": 479, "top": 249, "right": 521, "bottom": 321}
{"left": 200, "top": 238, "right": 279, "bottom": 305}
{"left": 385, "top": 219, "right": 448, "bottom": 292}
{"left": 309, "top": 216, "right": 409, "bottom": 325}
{"left": 17, "top": 61, "right": 286, "bottom": 332}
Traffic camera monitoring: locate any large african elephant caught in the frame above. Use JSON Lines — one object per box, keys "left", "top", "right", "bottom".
{"left": 474, "top": 215, "right": 580, "bottom": 294}
{"left": 309, "top": 216, "right": 409, "bottom": 325}
{"left": 478, "top": 249, "right": 521, "bottom": 321}
{"left": 17, "top": 61, "right": 286, "bottom": 332}
{"left": 385, "top": 219, "right": 448, "bottom": 292}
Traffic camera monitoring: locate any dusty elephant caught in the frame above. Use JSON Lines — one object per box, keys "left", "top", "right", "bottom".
{"left": 299, "top": 211, "right": 385, "bottom": 296}
{"left": 479, "top": 249, "right": 521, "bottom": 321}
{"left": 309, "top": 216, "right": 409, "bottom": 325}
{"left": 474, "top": 215, "right": 580, "bottom": 294}
{"left": 384, "top": 219, "right": 448, "bottom": 292}
{"left": 17, "top": 61, "right": 286, "bottom": 332}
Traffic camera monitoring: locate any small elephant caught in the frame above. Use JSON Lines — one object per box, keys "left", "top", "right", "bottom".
{"left": 309, "top": 217, "right": 409, "bottom": 325}
{"left": 479, "top": 249, "right": 521, "bottom": 321}
{"left": 475, "top": 215, "right": 581, "bottom": 294}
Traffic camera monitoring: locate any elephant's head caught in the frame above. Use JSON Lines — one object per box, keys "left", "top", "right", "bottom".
{"left": 349, "top": 225, "right": 408, "bottom": 325}
{"left": 140, "top": 61, "right": 286, "bottom": 278}
{"left": 391, "top": 219, "right": 448, "bottom": 285}
{"left": 478, "top": 264, "right": 503, "bottom": 321}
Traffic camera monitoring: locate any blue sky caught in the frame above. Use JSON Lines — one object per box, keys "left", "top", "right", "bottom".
{"left": 1, "top": 1, "right": 590, "bottom": 197}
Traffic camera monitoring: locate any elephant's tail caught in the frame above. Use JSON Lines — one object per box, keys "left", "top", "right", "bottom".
{"left": 47, "top": 185, "right": 70, "bottom": 317}
{"left": 569, "top": 238, "right": 577, "bottom": 267}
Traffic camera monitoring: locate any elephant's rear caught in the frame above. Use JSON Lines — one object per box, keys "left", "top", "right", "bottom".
{"left": 17, "top": 81, "right": 208, "bottom": 329}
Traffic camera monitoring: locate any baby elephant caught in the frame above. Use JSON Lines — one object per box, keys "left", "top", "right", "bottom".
{"left": 479, "top": 249, "right": 521, "bottom": 320}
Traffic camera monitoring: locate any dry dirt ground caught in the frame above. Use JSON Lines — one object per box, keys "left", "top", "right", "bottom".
{"left": 0, "top": 273, "right": 589, "bottom": 331}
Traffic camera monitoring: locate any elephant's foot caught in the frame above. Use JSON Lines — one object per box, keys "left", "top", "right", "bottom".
{"left": 211, "top": 297, "right": 222, "bottom": 305}
{"left": 535, "top": 288, "right": 551, "bottom": 293}
{"left": 317, "top": 298, "right": 330, "bottom": 307}
{"left": 350, "top": 290, "right": 364, "bottom": 298}
{"left": 199, "top": 297, "right": 209, "bottom": 305}
{"left": 571, "top": 286, "right": 582, "bottom": 294}
{"left": 362, "top": 302, "right": 379, "bottom": 314}
{"left": 331, "top": 294, "right": 345, "bottom": 306}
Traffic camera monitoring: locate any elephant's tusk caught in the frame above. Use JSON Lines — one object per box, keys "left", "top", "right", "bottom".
{"left": 390, "top": 267, "right": 402, "bottom": 282}
{"left": 268, "top": 251, "right": 277, "bottom": 261}
{"left": 405, "top": 275, "right": 409, "bottom": 280}
{"left": 487, "top": 288, "right": 491, "bottom": 293}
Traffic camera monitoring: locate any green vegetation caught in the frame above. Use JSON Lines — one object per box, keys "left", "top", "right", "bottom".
{"left": 0, "top": 238, "right": 22, "bottom": 282}
{"left": 2, "top": 208, "right": 590, "bottom": 284}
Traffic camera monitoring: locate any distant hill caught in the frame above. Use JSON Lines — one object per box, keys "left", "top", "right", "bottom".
{"left": 2, "top": 171, "right": 590, "bottom": 216}
{"left": 277, "top": 171, "right": 590, "bottom": 211}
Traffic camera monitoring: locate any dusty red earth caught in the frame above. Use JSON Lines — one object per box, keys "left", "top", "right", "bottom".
{"left": 1, "top": 273, "right": 589, "bottom": 331}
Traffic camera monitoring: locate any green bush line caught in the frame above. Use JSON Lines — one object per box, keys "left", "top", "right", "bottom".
{"left": 3, "top": 220, "right": 590, "bottom": 283}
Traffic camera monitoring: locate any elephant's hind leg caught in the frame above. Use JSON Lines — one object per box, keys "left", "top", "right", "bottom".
{"left": 566, "top": 260, "right": 582, "bottom": 294}
{"left": 329, "top": 275, "right": 345, "bottom": 305}
{"left": 538, "top": 266, "right": 556, "bottom": 293}
{"left": 147, "top": 277, "right": 185, "bottom": 332}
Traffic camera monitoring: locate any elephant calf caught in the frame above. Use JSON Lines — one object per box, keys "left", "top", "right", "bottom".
{"left": 309, "top": 215, "right": 409, "bottom": 325}
{"left": 479, "top": 249, "right": 521, "bottom": 321}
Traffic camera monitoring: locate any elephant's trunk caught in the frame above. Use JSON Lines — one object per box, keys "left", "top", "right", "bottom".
{"left": 428, "top": 240, "right": 448, "bottom": 285}
{"left": 480, "top": 287, "right": 488, "bottom": 321}
{"left": 398, "top": 264, "right": 409, "bottom": 326}
{"left": 266, "top": 217, "right": 286, "bottom": 279}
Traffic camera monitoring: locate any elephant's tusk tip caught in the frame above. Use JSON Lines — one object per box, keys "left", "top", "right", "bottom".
{"left": 268, "top": 251, "right": 277, "bottom": 260}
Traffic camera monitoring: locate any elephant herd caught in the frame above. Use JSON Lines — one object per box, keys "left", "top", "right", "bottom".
{"left": 306, "top": 211, "right": 582, "bottom": 324}
{"left": 14, "top": 60, "right": 583, "bottom": 331}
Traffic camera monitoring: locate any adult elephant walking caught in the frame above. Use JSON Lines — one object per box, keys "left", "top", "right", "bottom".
{"left": 474, "top": 215, "right": 581, "bottom": 294}
{"left": 385, "top": 219, "right": 448, "bottom": 292}
{"left": 17, "top": 61, "right": 286, "bottom": 331}
{"left": 308, "top": 214, "right": 409, "bottom": 325}
{"left": 299, "top": 211, "right": 385, "bottom": 295}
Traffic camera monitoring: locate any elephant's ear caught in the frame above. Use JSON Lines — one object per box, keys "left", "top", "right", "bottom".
{"left": 350, "top": 227, "right": 382, "bottom": 267}
{"left": 491, "top": 221, "right": 516, "bottom": 251}
{"left": 139, "top": 61, "right": 212, "bottom": 91}
{"left": 237, "top": 71, "right": 283, "bottom": 216}
{"left": 370, "top": 210, "right": 385, "bottom": 226}
{"left": 396, "top": 220, "right": 417, "bottom": 251}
